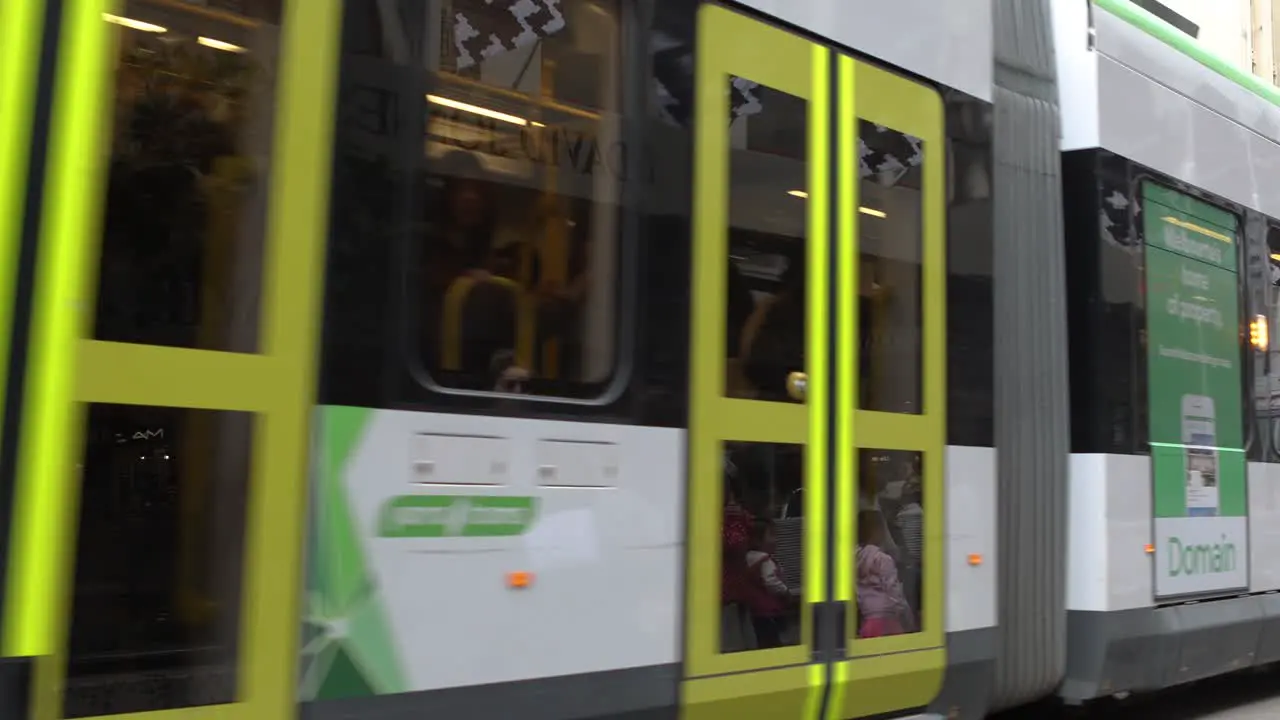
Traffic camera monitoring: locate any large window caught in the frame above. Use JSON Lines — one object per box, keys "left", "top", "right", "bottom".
{"left": 68, "top": 3, "right": 281, "bottom": 714}
{"left": 412, "top": 0, "right": 624, "bottom": 397}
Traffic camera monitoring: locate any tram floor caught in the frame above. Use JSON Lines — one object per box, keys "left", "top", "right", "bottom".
{"left": 988, "top": 665, "right": 1280, "bottom": 720}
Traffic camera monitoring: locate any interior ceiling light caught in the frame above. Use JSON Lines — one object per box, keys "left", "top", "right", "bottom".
{"left": 199, "top": 36, "right": 246, "bottom": 53}
{"left": 103, "top": 13, "right": 166, "bottom": 33}
{"left": 427, "top": 94, "right": 528, "bottom": 126}
{"left": 788, "top": 190, "right": 888, "bottom": 219}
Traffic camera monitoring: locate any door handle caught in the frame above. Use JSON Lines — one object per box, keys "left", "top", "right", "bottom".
{"left": 786, "top": 371, "right": 807, "bottom": 402}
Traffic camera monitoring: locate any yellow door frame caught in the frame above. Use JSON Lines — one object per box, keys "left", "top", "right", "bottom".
{"left": 681, "top": 6, "right": 951, "bottom": 720}
{"left": 3, "top": 2, "right": 341, "bottom": 720}
{"left": 681, "top": 4, "right": 830, "bottom": 720}
{"left": 0, "top": 0, "right": 46, "bottom": 511}
{"left": 828, "top": 55, "right": 948, "bottom": 720}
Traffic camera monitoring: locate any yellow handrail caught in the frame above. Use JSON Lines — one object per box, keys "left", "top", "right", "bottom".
{"left": 439, "top": 275, "right": 535, "bottom": 375}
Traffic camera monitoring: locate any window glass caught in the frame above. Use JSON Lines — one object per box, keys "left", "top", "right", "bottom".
{"left": 854, "top": 449, "right": 922, "bottom": 638}
{"left": 720, "top": 441, "right": 804, "bottom": 652}
{"left": 95, "top": 0, "right": 281, "bottom": 351}
{"left": 727, "top": 79, "right": 807, "bottom": 402}
{"left": 944, "top": 94, "right": 994, "bottom": 447}
{"left": 858, "top": 120, "right": 922, "bottom": 414}
{"left": 65, "top": 404, "right": 251, "bottom": 717}
{"left": 416, "top": 0, "right": 622, "bottom": 397}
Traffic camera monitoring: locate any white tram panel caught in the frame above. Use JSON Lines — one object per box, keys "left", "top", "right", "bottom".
{"left": 1057, "top": 0, "right": 1280, "bottom": 219}
{"left": 1066, "top": 453, "right": 1154, "bottom": 613}
{"left": 345, "top": 410, "right": 684, "bottom": 690}
{"left": 732, "top": 0, "right": 993, "bottom": 101}
{"left": 1248, "top": 462, "right": 1280, "bottom": 592}
{"left": 1058, "top": 0, "right": 1280, "bottom": 608}
{"left": 945, "top": 446, "right": 998, "bottom": 633}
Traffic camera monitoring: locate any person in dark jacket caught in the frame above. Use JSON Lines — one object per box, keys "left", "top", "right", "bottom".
{"left": 421, "top": 151, "right": 521, "bottom": 382}
{"left": 743, "top": 246, "right": 805, "bottom": 400}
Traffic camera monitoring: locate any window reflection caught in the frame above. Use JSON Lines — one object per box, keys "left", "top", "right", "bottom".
{"left": 720, "top": 441, "right": 804, "bottom": 653}
{"left": 417, "top": 0, "right": 621, "bottom": 397}
{"left": 858, "top": 120, "right": 923, "bottom": 414}
{"left": 725, "top": 79, "right": 807, "bottom": 402}
{"left": 95, "top": 0, "right": 279, "bottom": 351}
{"left": 855, "top": 449, "right": 922, "bottom": 638}
{"left": 65, "top": 404, "right": 251, "bottom": 717}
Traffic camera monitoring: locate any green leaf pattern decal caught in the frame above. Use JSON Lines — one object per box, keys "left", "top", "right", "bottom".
{"left": 300, "top": 406, "right": 408, "bottom": 699}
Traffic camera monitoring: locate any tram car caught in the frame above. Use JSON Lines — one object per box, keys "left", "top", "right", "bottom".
{"left": 0, "top": 0, "right": 1275, "bottom": 719}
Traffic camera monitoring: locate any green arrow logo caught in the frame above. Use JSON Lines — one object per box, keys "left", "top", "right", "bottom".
{"left": 377, "top": 495, "right": 538, "bottom": 538}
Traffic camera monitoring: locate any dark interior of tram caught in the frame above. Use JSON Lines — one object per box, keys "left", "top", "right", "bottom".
{"left": 67, "top": 0, "right": 277, "bottom": 715}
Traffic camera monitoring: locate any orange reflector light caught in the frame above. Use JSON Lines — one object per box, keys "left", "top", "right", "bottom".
{"left": 507, "top": 571, "right": 533, "bottom": 588}
{"left": 967, "top": 554, "right": 982, "bottom": 566}
{"left": 1144, "top": 544, "right": 1155, "bottom": 554}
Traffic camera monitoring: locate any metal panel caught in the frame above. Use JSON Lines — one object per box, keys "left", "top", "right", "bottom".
{"left": 991, "top": 0, "right": 1070, "bottom": 709}
{"left": 729, "top": 0, "right": 993, "bottom": 101}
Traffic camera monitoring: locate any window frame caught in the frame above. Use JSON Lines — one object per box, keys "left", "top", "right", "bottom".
{"left": 396, "top": 0, "right": 643, "bottom": 408}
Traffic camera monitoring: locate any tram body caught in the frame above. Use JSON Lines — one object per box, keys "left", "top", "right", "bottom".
{"left": 1056, "top": 0, "right": 1280, "bottom": 704}
{"left": 0, "top": 0, "right": 1274, "bottom": 720}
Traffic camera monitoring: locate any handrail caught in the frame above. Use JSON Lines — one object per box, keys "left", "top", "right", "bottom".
{"left": 439, "top": 275, "right": 536, "bottom": 372}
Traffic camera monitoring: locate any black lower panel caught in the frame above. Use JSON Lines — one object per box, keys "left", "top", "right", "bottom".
{"left": 0, "top": 656, "right": 31, "bottom": 720}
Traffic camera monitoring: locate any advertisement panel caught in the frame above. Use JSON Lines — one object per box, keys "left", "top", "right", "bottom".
{"left": 1143, "top": 182, "right": 1248, "bottom": 598}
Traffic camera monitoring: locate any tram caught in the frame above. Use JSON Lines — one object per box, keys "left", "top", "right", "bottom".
{"left": 0, "top": 0, "right": 1276, "bottom": 719}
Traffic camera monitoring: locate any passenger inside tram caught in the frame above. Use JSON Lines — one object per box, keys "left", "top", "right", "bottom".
{"left": 856, "top": 451, "right": 923, "bottom": 638}
{"left": 740, "top": 246, "right": 806, "bottom": 401}
{"left": 420, "top": 151, "right": 519, "bottom": 389}
{"left": 721, "top": 442, "right": 804, "bottom": 653}
{"left": 411, "top": 0, "right": 618, "bottom": 396}
{"left": 420, "top": 148, "right": 596, "bottom": 392}
{"left": 856, "top": 508, "right": 915, "bottom": 638}
{"left": 745, "top": 518, "right": 795, "bottom": 649}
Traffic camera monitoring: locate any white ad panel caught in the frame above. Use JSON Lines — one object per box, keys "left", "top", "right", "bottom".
{"left": 1154, "top": 516, "right": 1248, "bottom": 598}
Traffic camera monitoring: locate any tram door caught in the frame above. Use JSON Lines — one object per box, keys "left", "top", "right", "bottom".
{"left": 683, "top": 5, "right": 947, "bottom": 719}
{"left": 2, "top": 2, "right": 339, "bottom": 720}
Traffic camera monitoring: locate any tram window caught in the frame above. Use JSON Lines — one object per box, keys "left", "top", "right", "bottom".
{"left": 854, "top": 449, "right": 923, "bottom": 639}
{"left": 92, "top": 0, "right": 282, "bottom": 352}
{"left": 720, "top": 441, "right": 804, "bottom": 653}
{"left": 64, "top": 404, "right": 251, "bottom": 717}
{"left": 413, "top": 0, "right": 622, "bottom": 397}
{"left": 857, "top": 120, "right": 923, "bottom": 414}
{"left": 727, "top": 79, "right": 807, "bottom": 401}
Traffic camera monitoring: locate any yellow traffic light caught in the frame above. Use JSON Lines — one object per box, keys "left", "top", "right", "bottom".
{"left": 1250, "top": 314, "right": 1269, "bottom": 352}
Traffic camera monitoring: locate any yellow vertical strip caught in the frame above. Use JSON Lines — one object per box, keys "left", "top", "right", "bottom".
{"left": 802, "top": 42, "right": 830, "bottom": 720}
{"left": 803, "top": 45, "right": 829, "bottom": 605}
{"left": 826, "top": 52, "right": 857, "bottom": 720}
{"left": 683, "top": 2, "right": 731, "bottom": 675}
{"left": 921, "top": 77, "right": 948, "bottom": 649}
{"left": 0, "top": 0, "right": 46, "bottom": 480}
{"left": 5, "top": 0, "right": 116, "bottom": 660}
{"left": 833, "top": 54, "right": 856, "bottom": 609}
{"left": 242, "top": 0, "right": 342, "bottom": 716}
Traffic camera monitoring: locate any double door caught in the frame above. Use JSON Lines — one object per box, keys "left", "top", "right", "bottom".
{"left": 0, "top": 1, "right": 339, "bottom": 720}
{"left": 683, "top": 5, "right": 947, "bottom": 720}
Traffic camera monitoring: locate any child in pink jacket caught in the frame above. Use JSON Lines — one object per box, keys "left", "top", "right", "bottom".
{"left": 856, "top": 510, "right": 916, "bottom": 637}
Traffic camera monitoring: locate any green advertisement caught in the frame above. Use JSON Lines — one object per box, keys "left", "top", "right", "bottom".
{"left": 1142, "top": 182, "right": 1248, "bottom": 598}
